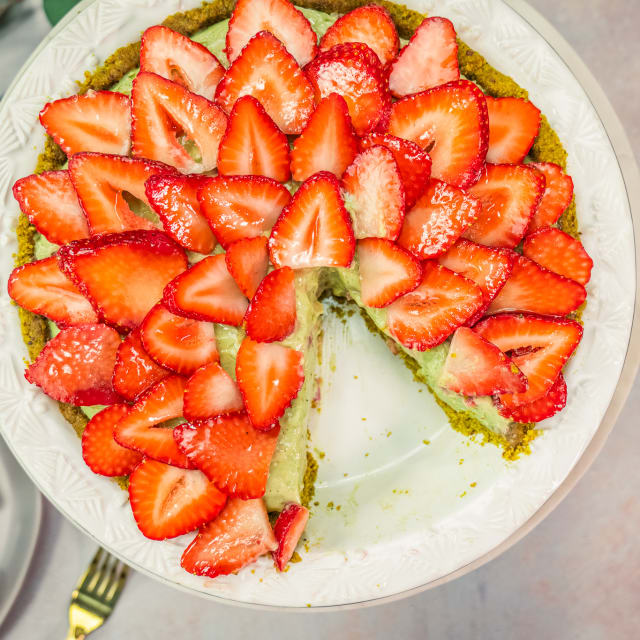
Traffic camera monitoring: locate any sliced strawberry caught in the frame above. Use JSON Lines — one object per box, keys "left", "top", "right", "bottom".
{"left": 174, "top": 414, "right": 279, "bottom": 498}
{"left": 387, "top": 80, "right": 488, "bottom": 188}
{"left": 145, "top": 173, "right": 216, "bottom": 255}
{"left": 216, "top": 31, "right": 315, "bottom": 135}
{"left": 523, "top": 226, "right": 593, "bottom": 286}
{"left": 236, "top": 337, "right": 304, "bottom": 430}
{"left": 386, "top": 262, "right": 483, "bottom": 351}
{"left": 269, "top": 172, "right": 355, "bottom": 269}
{"left": 319, "top": 5, "right": 399, "bottom": 66}
{"left": 81, "top": 404, "right": 142, "bottom": 477}
{"left": 497, "top": 373, "right": 567, "bottom": 423}
{"left": 58, "top": 230, "right": 187, "bottom": 332}
{"left": 198, "top": 175, "right": 291, "bottom": 249}
{"left": 12, "top": 171, "right": 89, "bottom": 244}
{"left": 439, "top": 327, "right": 527, "bottom": 396}
{"left": 225, "top": 0, "right": 317, "bottom": 66}
{"left": 359, "top": 133, "right": 432, "bottom": 209}
{"left": 290, "top": 93, "right": 358, "bottom": 182}
{"left": 463, "top": 164, "right": 545, "bottom": 248}
{"left": 112, "top": 328, "right": 169, "bottom": 401}
{"left": 181, "top": 497, "right": 277, "bottom": 578}
{"left": 397, "top": 179, "right": 480, "bottom": 260}
{"left": 272, "top": 502, "right": 309, "bottom": 571}
{"left": 8, "top": 256, "right": 98, "bottom": 327}
{"left": 225, "top": 236, "right": 269, "bottom": 299}
{"left": 39, "top": 91, "right": 131, "bottom": 156}
{"left": 388, "top": 16, "right": 459, "bottom": 98}
{"left": 342, "top": 146, "right": 405, "bottom": 240}
{"left": 183, "top": 362, "right": 244, "bottom": 421}
{"left": 140, "top": 25, "right": 225, "bottom": 100}
{"left": 485, "top": 96, "right": 541, "bottom": 164}
{"left": 140, "top": 304, "right": 219, "bottom": 375}
{"left": 163, "top": 254, "right": 248, "bottom": 325}
{"left": 131, "top": 71, "right": 228, "bottom": 173}
{"left": 357, "top": 238, "right": 422, "bottom": 308}
{"left": 526, "top": 162, "right": 574, "bottom": 233}
{"left": 217, "top": 95, "right": 291, "bottom": 183}
{"left": 25, "top": 324, "right": 121, "bottom": 405}
{"left": 129, "top": 459, "right": 227, "bottom": 541}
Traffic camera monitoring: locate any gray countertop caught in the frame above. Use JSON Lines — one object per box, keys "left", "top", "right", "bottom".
{"left": 1, "top": 1, "right": 639, "bottom": 638}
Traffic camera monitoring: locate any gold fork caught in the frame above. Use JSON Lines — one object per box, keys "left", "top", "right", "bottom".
{"left": 66, "top": 548, "right": 129, "bottom": 640}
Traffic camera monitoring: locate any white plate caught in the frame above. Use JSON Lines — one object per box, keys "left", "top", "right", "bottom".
{"left": 0, "top": 0, "right": 637, "bottom": 609}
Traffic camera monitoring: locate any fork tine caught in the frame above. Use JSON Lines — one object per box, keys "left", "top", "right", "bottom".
{"left": 104, "top": 563, "right": 129, "bottom": 605}
{"left": 76, "top": 548, "right": 104, "bottom": 592}
{"left": 94, "top": 555, "right": 120, "bottom": 599}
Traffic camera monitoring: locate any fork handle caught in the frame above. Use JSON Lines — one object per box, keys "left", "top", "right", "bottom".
{"left": 66, "top": 629, "right": 85, "bottom": 640}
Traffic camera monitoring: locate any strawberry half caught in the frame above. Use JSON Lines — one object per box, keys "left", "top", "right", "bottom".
{"left": 216, "top": 30, "right": 315, "bottom": 135}
{"left": 225, "top": 236, "right": 269, "bottom": 300}
{"left": 272, "top": 502, "right": 309, "bottom": 571}
{"left": 526, "top": 162, "right": 574, "bottom": 233}
{"left": 140, "top": 25, "right": 225, "bottom": 100}
{"left": 181, "top": 497, "right": 277, "bottom": 578}
{"left": 81, "top": 404, "right": 142, "bottom": 477}
{"left": 269, "top": 172, "right": 355, "bottom": 269}
{"left": 290, "top": 93, "right": 358, "bottom": 182}
{"left": 12, "top": 171, "right": 89, "bottom": 244}
{"left": 387, "top": 80, "right": 489, "bottom": 188}
{"left": 386, "top": 262, "right": 483, "bottom": 351}
{"left": 497, "top": 373, "right": 567, "bottom": 423}
{"left": 39, "top": 90, "right": 131, "bottom": 156}
{"left": 463, "top": 163, "right": 545, "bottom": 248}
{"left": 58, "top": 230, "right": 187, "bottom": 332}
{"left": 397, "top": 179, "right": 480, "bottom": 260}
{"left": 388, "top": 16, "right": 459, "bottom": 98}
{"left": 25, "top": 324, "right": 121, "bottom": 405}
{"left": 174, "top": 414, "right": 280, "bottom": 499}
{"left": 236, "top": 337, "right": 304, "bottom": 430}
{"left": 217, "top": 95, "right": 291, "bottom": 183}
{"left": 357, "top": 238, "right": 422, "bottom": 308}
{"left": 183, "top": 362, "right": 244, "bottom": 421}
{"left": 129, "top": 459, "right": 227, "bottom": 541}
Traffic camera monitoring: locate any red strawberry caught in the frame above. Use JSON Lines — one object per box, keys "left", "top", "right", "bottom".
{"left": 183, "top": 362, "right": 244, "bottom": 421}
{"left": 225, "top": 236, "right": 269, "bottom": 299}
{"left": 58, "top": 230, "right": 187, "bottom": 332}
{"left": 523, "top": 227, "right": 593, "bottom": 286}
{"left": 439, "top": 327, "right": 527, "bottom": 396}
{"left": 225, "top": 0, "right": 318, "bottom": 66}
{"left": 145, "top": 173, "right": 216, "bottom": 255}
{"left": 174, "top": 414, "right": 279, "bottom": 498}
{"left": 181, "top": 498, "right": 277, "bottom": 578}
{"left": 272, "top": 502, "right": 309, "bottom": 571}
{"left": 81, "top": 404, "right": 143, "bottom": 477}
{"left": 497, "top": 373, "right": 567, "bottom": 423}
{"left": 290, "top": 93, "right": 358, "bottom": 182}
{"left": 388, "top": 17, "right": 459, "bottom": 98}
{"left": 216, "top": 31, "right": 315, "bottom": 135}
{"left": 140, "top": 25, "right": 225, "bottom": 100}
{"left": 8, "top": 256, "right": 98, "bottom": 327}
{"left": 319, "top": 5, "right": 399, "bottom": 66}
{"left": 397, "top": 179, "right": 480, "bottom": 260}
{"left": 485, "top": 97, "right": 541, "bottom": 164}
{"left": 386, "top": 262, "right": 483, "bottom": 351}
{"left": 236, "top": 337, "right": 304, "bottom": 430}
{"left": 269, "top": 172, "right": 355, "bottom": 269}
{"left": 12, "top": 171, "right": 89, "bottom": 244}
{"left": 25, "top": 324, "right": 121, "bottom": 405}
{"left": 129, "top": 459, "right": 227, "bottom": 541}
{"left": 112, "top": 328, "right": 169, "bottom": 401}
{"left": 359, "top": 133, "right": 432, "bottom": 209}
{"left": 387, "top": 80, "right": 489, "bottom": 188}
{"left": 526, "top": 162, "right": 574, "bottom": 233}
{"left": 463, "top": 164, "right": 545, "bottom": 248}
{"left": 131, "top": 72, "right": 228, "bottom": 173}
{"left": 141, "top": 304, "right": 219, "bottom": 375}
{"left": 357, "top": 238, "right": 422, "bottom": 308}
{"left": 198, "top": 175, "right": 291, "bottom": 249}
{"left": 487, "top": 254, "right": 586, "bottom": 316}
{"left": 342, "top": 146, "right": 405, "bottom": 240}
{"left": 217, "top": 95, "right": 291, "bottom": 183}
{"left": 163, "top": 254, "right": 248, "bottom": 325}
{"left": 39, "top": 91, "right": 131, "bottom": 156}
